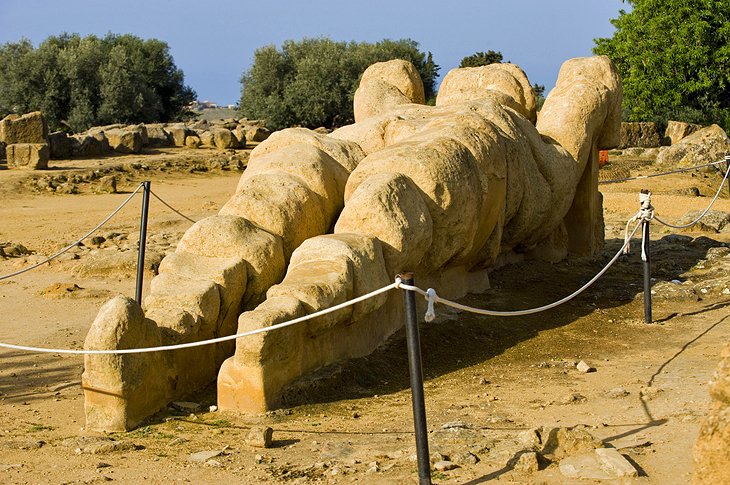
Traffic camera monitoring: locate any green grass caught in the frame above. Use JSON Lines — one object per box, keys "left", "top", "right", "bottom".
{"left": 27, "top": 424, "right": 54, "bottom": 432}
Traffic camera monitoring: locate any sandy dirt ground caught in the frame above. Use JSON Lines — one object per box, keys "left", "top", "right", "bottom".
{"left": 1, "top": 148, "right": 730, "bottom": 484}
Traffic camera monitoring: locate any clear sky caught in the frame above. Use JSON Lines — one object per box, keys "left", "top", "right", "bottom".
{"left": 0, "top": 0, "right": 627, "bottom": 106}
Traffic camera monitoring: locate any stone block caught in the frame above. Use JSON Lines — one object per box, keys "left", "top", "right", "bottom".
{"left": 48, "top": 131, "right": 73, "bottom": 159}
{"left": 0, "top": 111, "right": 48, "bottom": 144}
{"left": 6, "top": 143, "right": 49, "bottom": 169}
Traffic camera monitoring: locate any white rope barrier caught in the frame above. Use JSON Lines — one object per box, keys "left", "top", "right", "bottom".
{"left": 0, "top": 281, "right": 400, "bottom": 355}
{"left": 149, "top": 190, "right": 197, "bottom": 224}
{"left": 652, "top": 161, "right": 730, "bottom": 229}
{"left": 6, "top": 162, "right": 726, "bottom": 355}
{"left": 397, "top": 221, "right": 643, "bottom": 321}
{"left": 0, "top": 184, "right": 144, "bottom": 281}
{"left": 599, "top": 158, "right": 729, "bottom": 185}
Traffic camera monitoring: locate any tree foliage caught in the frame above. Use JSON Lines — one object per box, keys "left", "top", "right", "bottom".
{"left": 594, "top": 0, "right": 730, "bottom": 130}
{"left": 240, "top": 38, "right": 440, "bottom": 130}
{"left": 459, "top": 50, "right": 504, "bottom": 68}
{"left": 0, "top": 33, "right": 196, "bottom": 132}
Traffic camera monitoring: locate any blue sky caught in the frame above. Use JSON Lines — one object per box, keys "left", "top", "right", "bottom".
{"left": 0, "top": 0, "right": 627, "bottom": 106}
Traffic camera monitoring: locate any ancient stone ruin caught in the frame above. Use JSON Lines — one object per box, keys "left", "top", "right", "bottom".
{"left": 0, "top": 111, "right": 50, "bottom": 169}
{"left": 82, "top": 56, "right": 622, "bottom": 431}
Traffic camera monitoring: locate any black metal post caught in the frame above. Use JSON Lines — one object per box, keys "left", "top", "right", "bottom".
{"left": 640, "top": 192, "right": 652, "bottom": 324}
{"left": 400, "top": 272, "right": 432, "bottom": 485}
{"left": 135, "top": 181, "right": 151, "bottom": 305}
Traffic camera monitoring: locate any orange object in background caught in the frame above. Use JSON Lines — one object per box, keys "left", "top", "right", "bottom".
{"left": 599, "top": 150, "right": 609, "bottom": 167}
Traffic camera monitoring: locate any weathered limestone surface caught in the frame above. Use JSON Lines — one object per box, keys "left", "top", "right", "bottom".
{"left": 84, "top": 55, "right": 622, "bottom": 429}
{"left": 694, "top": 340, "right": 730, "bottom": 485}
{"left": 656, "top": 124, "right": 730, "bottom": 168}
{"left": 437, "top": 63, "right": 537, "bottom": 123}
{"left": 354, "top": 59, "right": 425, "bottom": 123}
{"left": 0, "top": 111, "right": 48, "bottom": 144}
{"left": 665, "top": 120, "right": 702, "bottom": 146}
{"left": 218, "top": 55, "right": 621, "bottom": 413}
{"left": 83, "top": 130, "right": 361, "bottom": 431}
{"left": 619, "top": 121, "right": 661, "bottom": 148}
{"left": 6, "top": 143, "right": 49, "bottom": 169}
{"left": 105, "top": 127, "right": 143, "bottom": 154}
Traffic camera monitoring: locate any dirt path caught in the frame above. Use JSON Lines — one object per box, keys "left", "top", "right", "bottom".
{"left": 1, "top": 153, "right": 729, "bottom": 483}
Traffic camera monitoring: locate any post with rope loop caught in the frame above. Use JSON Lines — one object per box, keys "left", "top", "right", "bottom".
{"left": 135, "top": 181, "right": 151, "bottom": 305}
{"left": 640, "top": 189, "right": 653, "bottom": 323}
{"left": 399, "top": 272, "right": 432, "bottom": 485}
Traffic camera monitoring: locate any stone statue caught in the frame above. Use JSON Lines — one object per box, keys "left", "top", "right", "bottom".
{"left": 82, "top": 56, "right": 622, "bottom": 431}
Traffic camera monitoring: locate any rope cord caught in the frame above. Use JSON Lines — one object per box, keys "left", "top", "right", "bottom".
{"left": 599, "top": 158, "right": 729, "bottom": 185}
{"left": 0, "top": 184, "right": 144, "bottom": 281}
{"left": 622, "top": 191, "right": 654, "bottom": 256}
{"left": 397, "top": 221, "right": 642, "bottom": 320}
{"left": 0, "top": 281, "right": 400, "bottom": 355}
{"left": 149, "top": 190, "right": 197, "bottom": 224}
{"left": 652, "top": 162, "right": 730, "bottom": 229}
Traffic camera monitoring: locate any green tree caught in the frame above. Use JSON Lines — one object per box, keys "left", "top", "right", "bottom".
{"left": 459, "top": 50, "right": 504, "bottom": 68}
{"left": 594, "top": 0, "right": 730, "bottom": 130}
{"left": 240, "top": 37, "right": 440, "bottom": 130}
{"left": 0, "top": 33, "right": 195, "bottom": 132}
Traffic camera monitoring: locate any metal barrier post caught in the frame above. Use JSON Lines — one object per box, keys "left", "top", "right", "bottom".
{"left": 640, "top": 189, "right": 652, "bottom": 323}
{"left": 135, "top": 181, "right": 151, "bottom": 305}
{"left": 725, "top": 155, "right": 730, "bottom": 198}
{"left": 400, "top": 272, "right": 432, "bottom": 485}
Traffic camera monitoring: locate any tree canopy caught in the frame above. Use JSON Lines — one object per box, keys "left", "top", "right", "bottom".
{"left": 459, "top": 50, "right": 504, "bottom": 68}
{"left": 594, "top": 0, "right": 730, "bottom": 130}
{"left": 239, "top": 38, "right": 440, "bottom": 130}
{"left": 0, "top": 33, "right": 196, "bottom": 132}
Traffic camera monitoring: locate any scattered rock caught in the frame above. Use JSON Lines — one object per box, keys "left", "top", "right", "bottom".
{"left": 97, "top": 175, "right": 117, "bottom": 194}
{"left": 561, "top": 393, "right": 588, "bottom": 404}
{"left": 171, "top": 401, "right": 201, "bottom": 413}
{"left": 576, "top": 360, "right": 596, "bottom": 373}
{"left": 441, "top": 420, "right": 471, "bottom": 430}
{"left": 560, "top": 448, "right": 638, "bottom": 479}
{"left": 433, "top": 460, "right": 459, "bottom": 472}
{"left": 430, "top": 452, "right": 449, "bottom": 464}
{"left": 518, "top": 428, "right": 542, "bottom": 448}
{"left": 541, "top": 426, "right": 604, "bottom": 460}
{"left": 514, "top": 451, "right": 540, "bottom": 473}
{"left": 245, "top": 426, "right": 273, "bottom": 448}
{"left": 189, "top": 448, "right": 227, "bottom": 462}
{"left": 606, "top": 387, "right": 630, "bottom": 398}
{"left": 39, "top": 282, "right": 84, "bottom": 299}
{"left": 62, "top": 436, "right": 138, "bottom": 454}
{"left": 453, "top": 451, "right": 480, "bottom": 465}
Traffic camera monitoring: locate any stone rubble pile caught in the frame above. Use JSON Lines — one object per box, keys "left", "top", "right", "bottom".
{"left": 1, "top": 112, "right": 271, "bottom": 169}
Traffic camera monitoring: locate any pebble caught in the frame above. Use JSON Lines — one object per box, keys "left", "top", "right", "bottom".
{"left": 514, "top": 452, "right": 540, "bottom": 473}
{"left": 433, "top": 460, "right": 459, "bottom": 471}
{"left": 606, "top": 387, "right": 630, "bottom": 398}
{"left": 189, "top": 449, "right": 226, "bottom": 462}
{"left": 561, "top": 393, "right": 588, "bottom": 404}
{"left": 577, "top": 360, "right": 596, "bottom": 373}
{"left": 453, "top": 451, "right": 480, "bottom": 465}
